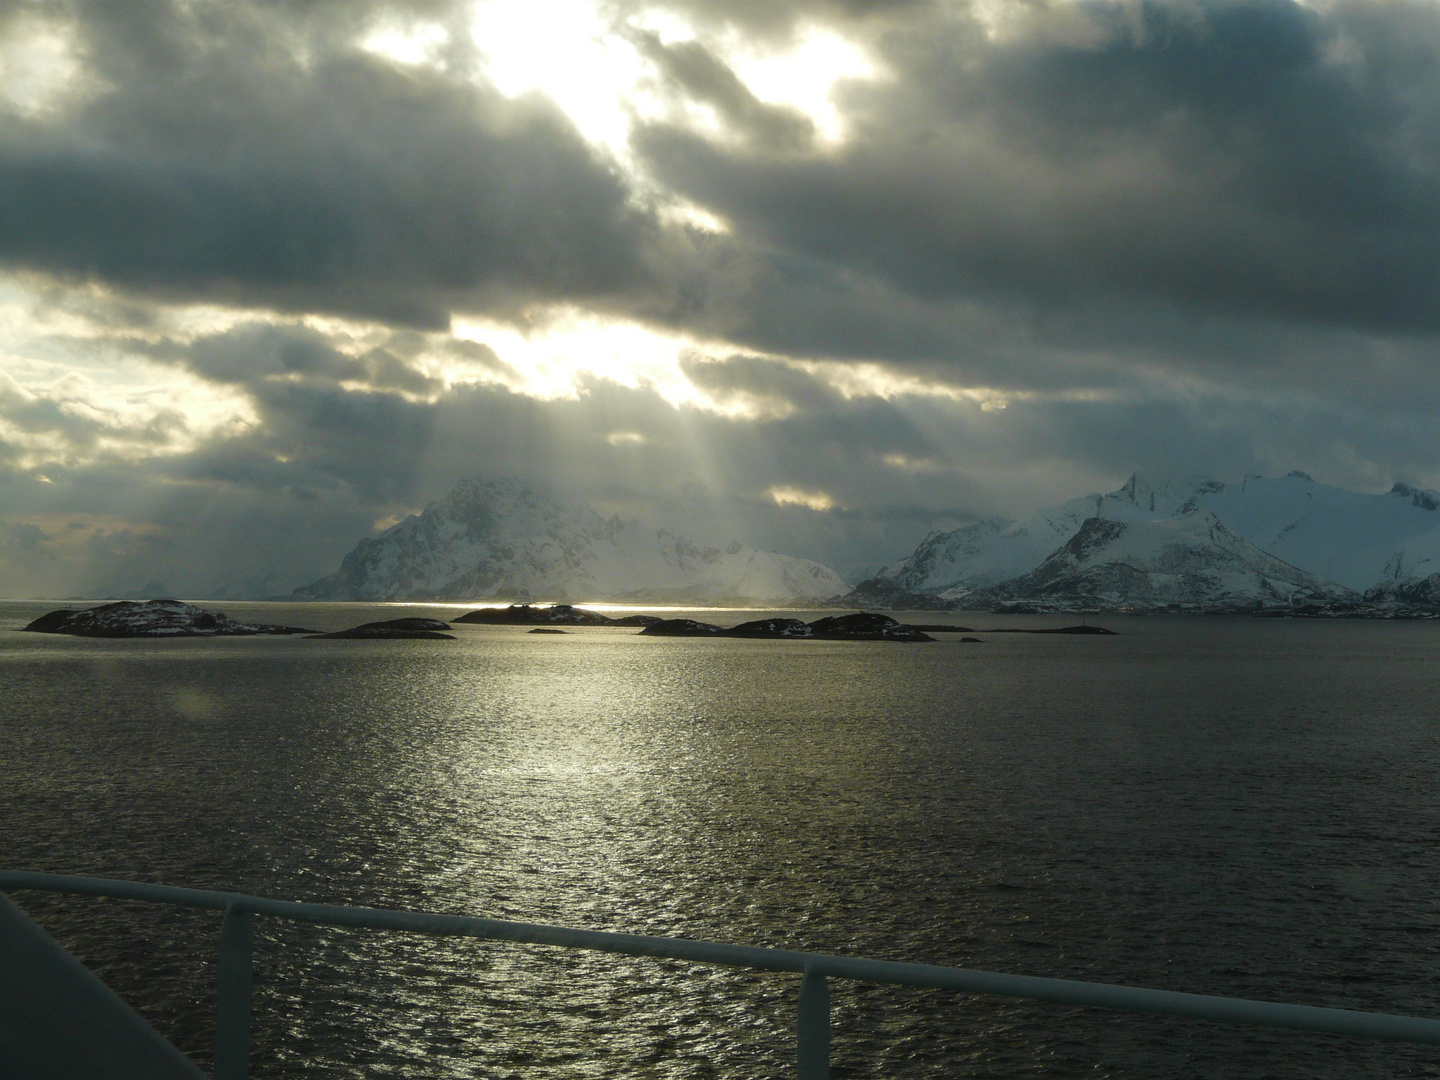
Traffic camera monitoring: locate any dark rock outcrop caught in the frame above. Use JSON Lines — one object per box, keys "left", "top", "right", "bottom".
{"left": 310, "top": 618, "right": 454, "bottom": 640}
{"left": 639, "top": 611, "right": 934, "bottom": 641}
{"left": 456, "top": 603, "right": 612, "bottom": 625}
{"left": 807, "top": 613, "right": 934, "bottom": 642}
{"left": 639, "top": 618, "right": 726, "bottom": 636}
{"left": 835, "top": 577, "right": 953, "bottom": 611}
{"left": 727, "top": 617, "right": 812, "bottom": 637}
{"left": 22, "top": 600, "right": 314, "bottom": 637}
{"left": 454, "top": 603, "right": 662, "bottom": 627}
{"left": 1366, "top": 572, "right": 1440, "bottom": 609}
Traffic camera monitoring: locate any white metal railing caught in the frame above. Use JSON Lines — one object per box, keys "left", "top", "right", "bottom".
{"left": 4, "top": 870, "right": 1440, "bottom": 1079}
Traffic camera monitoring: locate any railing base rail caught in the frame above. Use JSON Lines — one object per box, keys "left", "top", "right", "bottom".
{"left": 6, "top": 869, "right": 1440, "bottom": 1080}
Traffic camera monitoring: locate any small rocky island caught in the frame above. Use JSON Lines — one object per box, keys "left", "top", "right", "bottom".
{"left": 641, "top": 612, "right": 936, "bottom": 642}
{"left": 455, "top": 603, "right": 661, "bottom": 627}
{"left": 22, "top": 599, "right": 315, "bottom": 637}
{"left": 310, "top": 618, "right": 454, "bottom": 640}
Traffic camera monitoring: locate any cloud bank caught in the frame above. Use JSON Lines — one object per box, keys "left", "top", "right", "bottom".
{"left": 3, "top": 0, "right": 1440, "bottom": 596}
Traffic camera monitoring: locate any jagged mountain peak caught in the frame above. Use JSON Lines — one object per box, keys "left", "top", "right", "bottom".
{"left": 970, "top": 509, "right": 1353, "bottom": 611}
{"left": 876, "top": 474, "right": 1227, "bottom": 596}
{"left": 1390, "top": 482, "right": 1440, "bottom": 512}
{"left": 294, "top": 477, "right": 847, "bottom": 603}
{"left": 1111, "top": 473, "right": 1224, "bottom": 514}
{"left": 872, "top": 469, "right": 1440, "bottom": 608}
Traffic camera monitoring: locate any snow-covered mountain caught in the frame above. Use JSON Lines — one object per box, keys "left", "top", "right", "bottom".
{"left": 293, "top": 478, "right": 848, "bottom": 602}
{"left": 1194, "top": 475, "right": 1440, "bottom": 591}
{"left": 878, "top": 474, "right": 1217, "bottom": 596}
{"left": 967, "top": 511, "right": 1356, "bottom": 611}
{"left": 875, "top": 471, "right": 1440, "bottom": 601}
{"left": 1367, "top": 571, "right": 1440, "bottom": 609}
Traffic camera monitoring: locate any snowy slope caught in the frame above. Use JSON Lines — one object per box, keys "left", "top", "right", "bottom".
{"left": 972, "top": 511, "right": 1355, "bottom": 609}
{"left": 880, "top": 474, "right": 1219, "bottom": 595}
{"left": 1192, "top": 474, "right": 1440, "bottom": 591}
{"left": 879, "top": 471, "right": 1440, "bottom": 597}
{"left": 293, "top": 478, "right": 848, "bottom": 602}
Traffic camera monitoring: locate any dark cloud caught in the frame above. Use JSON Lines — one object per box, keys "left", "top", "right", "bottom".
{"left": 0, "top": 1, "right": 672, "bottom": 327}
{"left": 603, "top": 0, "right": 916, "bottom": 41}
{"left": 630, "top": 30, "right": 815, "bottom": 149}
{"left": 183, "top": 323, "right": 368, "bottom": 386}
{"left": 678, "top": 351, "right": 839, "bottom": 414}
{"left": 9, "top": 353, "right": 1440, "bottom": 596}
{"left": 7, "top": 521, "right": 49, "bottom": 550}
{"left": 156, "top": 320, "right": 444, "bottom": 399}
{"left": 437, "top": 337, "right": 514, "bottom": 377}
{"left": 179, "top": 378, "right": 436, "bottom": 502}
{"left": 635, "top": 0, "right": 1440, "bottom": 356}
{"left": 10, "top": 0, "right": 1440, "bottom": 597}
{"left": 360, "top": 347, "right": 443, "bottom": 395}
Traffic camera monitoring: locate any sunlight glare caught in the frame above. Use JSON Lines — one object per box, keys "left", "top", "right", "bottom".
{"left": 470, "top": 0, "right": 652, "bottom": 158}
{"left": 449, "top": 308, "right": 1032, "bottom": 423}
{"left": 768, "top": 485, "right": 836, "bottom": 512}
{"left": 360, "top": 21, "right": 450, "bottom": 67}
{"left": 467, "top": 2, "right": 882, "bottom": 159}
{"left": 450, "top": 310, "right": 703, "bottom": 405}
{"left": 722, "top": 24, "right": 882, "bottom": 146}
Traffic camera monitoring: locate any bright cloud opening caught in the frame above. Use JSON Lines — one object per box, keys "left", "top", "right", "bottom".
{"left": 804, "top": 360, "right": 1014, "bottom": 410}
{"left": 450, "top": 308, "right": 767, "bottom": 412}
{"left": 0, "top": 353, "right": 255, "bottom": 471}
{"left": 719, "top": 24, "right": 882, "bottom": 146}
{"left": 0, "top": 17, "right": 81, "bottom": 116}
{"left": 360, "top": 21, "right": 450, "bottom": 67}
{"left": 468, "top": 2, "right": 882, "bottom": 160}
{"left": 882, "top": 453, "right": 950, "bottom": 474}
{"left": 471, "top": 0, "right": 652, "bottom": 159}
{"left": 768, "top": 485, "right": 835, "bottom": 511}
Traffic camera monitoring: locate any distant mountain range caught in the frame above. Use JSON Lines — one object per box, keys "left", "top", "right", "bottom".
{"left": 292, "top": 478, "right": 849, "bottom": 603}
{"left": 850, "top": 472, "right": 1440, "bottom": 614}
{"left": 157, "top": 470, "right": 1440, "bottom": 613}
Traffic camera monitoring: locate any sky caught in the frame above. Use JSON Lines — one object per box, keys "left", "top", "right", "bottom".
{"left": 2, "top": 0, "right": 1440, "bottom": 597}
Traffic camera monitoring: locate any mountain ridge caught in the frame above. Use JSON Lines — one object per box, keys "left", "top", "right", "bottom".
{"left": 855, "top": 471, "right": 1440, "bottom": 613}
{"left": 965, "top": 510, "right": 1357, "bottom": 611}
{"left": 293, "top": 478, "right": 849, "bottom": 603}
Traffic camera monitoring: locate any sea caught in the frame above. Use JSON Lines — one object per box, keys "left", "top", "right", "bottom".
{"left": 3, "top": 599, "right": 1440, "bottom": 1078}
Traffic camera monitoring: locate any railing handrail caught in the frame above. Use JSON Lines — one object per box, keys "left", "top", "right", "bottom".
{"left": 6, "top": 869, "right": 1440, "bottom": 1080}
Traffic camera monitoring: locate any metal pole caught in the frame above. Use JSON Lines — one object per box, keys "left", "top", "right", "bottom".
{"left": 12, "top": 873, "right": 1440, "bottom": 1048}
{"left": 215, "top": 904, "right": 253, "bottom": 1080}
{"left": 797, "top": 966, "right": 830, "bottom": 1080}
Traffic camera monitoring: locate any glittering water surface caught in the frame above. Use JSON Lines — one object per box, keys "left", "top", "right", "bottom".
{"left": 4, "top": 601, "right": 1440, "bottom": 1077}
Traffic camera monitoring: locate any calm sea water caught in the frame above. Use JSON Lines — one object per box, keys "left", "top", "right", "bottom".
{"left": 3, "top": 600, "right": 1440, "bottom": 1078}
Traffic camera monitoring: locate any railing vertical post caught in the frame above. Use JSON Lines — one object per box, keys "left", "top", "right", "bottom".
{"left": 797, "top": 966, "right": 830, "bottom": 1080}
{"left": 215, "top": 903, "right": 253, "bottom": 1080}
